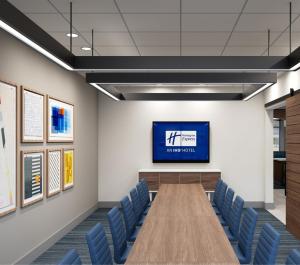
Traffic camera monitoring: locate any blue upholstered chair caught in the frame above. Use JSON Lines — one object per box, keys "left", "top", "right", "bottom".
{"left": 286, "top": 249, "right": 300, "bottom": 265}
{"left": 107, "top": 207, "right": 132, "bottom": 264}
{"left": 233, "top": 208, "right": 258, "bottom": 264}
{"left": 218, "top": 188, "right": 234, "bottom": 226}
{"left": 120, "top": 196, "right": 141, "bottom": 242}
{"left": 136, "top": 182, "right": 149, "bottom": 215}
{"left": 223, "top": 195, "right": 244, "bottom": 241}
{"left": 86, "top": 223, "right": 113, "bottom": 265}
{"left": 130, "top": 188, "right": 146, "bottom": 226}
{"left": 253, "top": 223, "right": 280, "bottom": 265}
{"left": 58, "top": 249, "right": 81, "bottom": 265}
{"left": 141, "top": 179, "right": 151, "bottom": 206}
{"left": 212, "top": 179, "right": 222, "bottom": 207}
{"left": 213, "top": 182, "right": 228, "bottom": 215}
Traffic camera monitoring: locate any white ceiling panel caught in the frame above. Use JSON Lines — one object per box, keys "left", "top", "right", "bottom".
{"left": 72, "top": 14, "right": 127, "bottom": 31}
{"left": 82, "top": 32, "right": 134, "bottom": 46}
{"left": 48, "top": 32, "right": 89, "bottom": 47}
{"left": 116, "top": 0, "right": 180, "bottom": 13}
{"left": 228, "top": 32, "right": 281, "bottom": 46}
{"left": 132, "top": 32, "right": 179, "bottom": 46}
{"left": 182, "top": 14, "right": 238, "bottom": 31}
{"left": 8, "top": 0, "right": 56, "bottom": 13}
{"left": 182, "top": 46, "right": 222, "bottom": 56}
{"left": 272, "top": 32, "right": 300, "bottom": 47}
{"left": 263, "top": 46, "right": 294, "bottom": 56}
{"left": 49, "top": 0, "right": 118, "bottom": 13}
{"left": 26, "top": 13, "right": 70, "bottom": 31}
{"left": 123, "top": 14, "right": 179, "bottom": 31}
{"left": 139, "top": 46, "right": 180, "bottom": 56}
{"left": 182, "top": 0, "right": 245, "bottom": 13}
{"left": 244, "top": 0, "right": 300, "bottom": 14}
{"left": 289, "top": 17, "right": 300, "bottom": 31}
{"left": 182, "top": 32, "right": 229, "bottom": 46}
{"left": 97, "top": 46, "right": 139, "bottom": 56}
{"left": 222, "top": 46, "right": 266, "bottom": 55}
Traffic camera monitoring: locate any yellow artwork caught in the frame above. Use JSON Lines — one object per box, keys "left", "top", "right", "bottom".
{"left": 63, "top": 150, "right": 74, "bottom": 189}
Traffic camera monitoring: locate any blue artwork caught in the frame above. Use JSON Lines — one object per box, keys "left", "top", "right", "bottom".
{"left": 51, "top": 107, "right": 71, "bottom": 134}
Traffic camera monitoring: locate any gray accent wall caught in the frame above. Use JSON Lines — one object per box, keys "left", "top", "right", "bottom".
{"left": 0, "top": 29, "right": 99, "bottom": 264}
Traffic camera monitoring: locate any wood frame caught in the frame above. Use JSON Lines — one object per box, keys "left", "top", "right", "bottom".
{"left": 63, "top": 148, "right": 74, "bottom": 191}
{"left": 46, "top": 149, "right": 62, "bottom": 198}
{"left": 47, "top": 95, "right": 74, "bottom": 143}
{"left": 0, "top": 78, "right": 18, "bottom": 217}
{"left": 21, "top": 86, "right": 45, "bottom": 143}
{"left": 21, "top": 150, "right": 45, "bottom": 207}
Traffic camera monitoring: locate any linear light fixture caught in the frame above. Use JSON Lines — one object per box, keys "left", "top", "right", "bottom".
{"left": 243, "top": 83, "right": 273, "bottom": 101}
{"left": 0, "top": 20, "right": 73, "bottom": 71}
{"left": 290, "top": 62, "right": 300, "bottom": 71}
{"left": 90, "top": 83, "right": 120, "bottom": 101}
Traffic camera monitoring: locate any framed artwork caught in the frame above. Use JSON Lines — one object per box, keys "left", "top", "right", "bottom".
{"left": 21, "top": 87, "right": 44, "bottom": 142}
{"left": 47, "top": 96, "right": 74, "bottom": 142}
{"left": 21, "top": 151, "right": 44, "bottom": 207}
{"left": 46, "top": 149, "right": 62, "bottom": 197}
{"left": 63, "top": 149, "right": 74, "bottom": 190}
{"left": 0, "top": 79, "right": 17, "bottom": 217}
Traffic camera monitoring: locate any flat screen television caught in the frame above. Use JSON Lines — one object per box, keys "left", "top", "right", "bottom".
{"left": 152, "top": 121, "right": 210, "bottom": 163}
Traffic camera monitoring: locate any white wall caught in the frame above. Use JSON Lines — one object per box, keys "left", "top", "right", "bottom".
{"left": 98, "top": 93, "right": 272, "bottom": 205}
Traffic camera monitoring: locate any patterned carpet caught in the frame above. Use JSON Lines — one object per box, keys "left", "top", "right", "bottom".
{"left": 32, "top": 208, "right": 300, "bottom": 265}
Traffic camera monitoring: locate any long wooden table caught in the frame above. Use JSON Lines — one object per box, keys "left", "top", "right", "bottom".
{"left": 126, "top": 184, "right": 239, "bottom": 265}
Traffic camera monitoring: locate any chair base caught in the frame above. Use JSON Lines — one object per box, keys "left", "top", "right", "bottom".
{"left": 232, "top": 244, "right": 250, "bottom": 264}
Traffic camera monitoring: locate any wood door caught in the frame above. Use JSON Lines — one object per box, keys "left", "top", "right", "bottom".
{"left": 286, "top": 93, "right": 300, "bottom": 239}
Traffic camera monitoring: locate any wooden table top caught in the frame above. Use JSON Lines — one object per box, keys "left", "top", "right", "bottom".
{"left": 125, "top": 184, "right": 239, "bottom": 265}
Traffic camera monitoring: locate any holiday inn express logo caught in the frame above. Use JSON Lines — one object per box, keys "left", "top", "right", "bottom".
{"left": 165, "top": 131, "right": 197, "bottom": 147}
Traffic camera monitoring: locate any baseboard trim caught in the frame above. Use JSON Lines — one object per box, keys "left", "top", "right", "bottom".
{"left": 98, "top": 201, "right": 120, "bottom": 208}
{"left": 264, "top": 202, "right": 275, "bottom": 210}
{"left": 14, "top": 203, "right": 99, "bottom": 265}
{"left": 244, "top": 201, "right": 265, "bottom": 208}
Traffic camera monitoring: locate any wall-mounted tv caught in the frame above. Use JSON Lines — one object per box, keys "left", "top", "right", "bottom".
{"left": 153, "top": 121, "right": 210, "bottom": 163}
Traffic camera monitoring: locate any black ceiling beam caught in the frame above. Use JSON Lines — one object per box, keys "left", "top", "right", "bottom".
{"left": 0, "top": 0, "right": 74, "bottom": 66}
{"left": 287, "top": 46, "right": 300, "bottom": 70}
{"left": 86, "top": 72, "right": 277, "bottom": 84}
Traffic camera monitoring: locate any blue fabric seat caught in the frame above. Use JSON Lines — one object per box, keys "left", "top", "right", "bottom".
{"left": 136, "top": 182, "right": 149, "bottom": 215}
{"left": 120, "top": 196, "right": 141, "bottom": 242}
{"left": 223, "top": 195, "right": 244, "bottom": 241}
{"left": 253, "top": 223, "right": 280, "bottom": 265}
{"left": 107, "top": 207, "right": 132, "bottom": 264}
{"left": 213, "top": 182, "right": 228, "bottom": 215}
{"left": 233, "top": 208, "right": 258, "bottom": 264}
{"left": 211, "top": 179, "right": 222, "bottom": 207}
{"left": 286, "top": 249, "right": 300, "bottom": 265}
{"left": 58, "top": 249, "right": 81, "bottom": 265}
{"left": 130, "top": 188, "right": 146, "bottom": 225}
{"left": 141, "top": 179, "right": 151, "bottom": 206}
{"left": 218, "top": 188, "right": 234, "bottom": 226}
{"left": 86, "top": 223, "right": 113, "bottom": 265}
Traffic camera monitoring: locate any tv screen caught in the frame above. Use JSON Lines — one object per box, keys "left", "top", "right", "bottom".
{"left": 153, "top": 121, "right": 210, "bottom": 163}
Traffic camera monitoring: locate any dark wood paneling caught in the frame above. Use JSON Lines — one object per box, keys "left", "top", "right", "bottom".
{"left": 139, "top": 172, "right": 159, "bottom": 191}
{"left": 287, "top": 104, "right": 300, "bottom": 117}
{"left": 286, "top": 124, "right": 300, "bottom": 135}
{"left": 274, "top": 109, "right": 286, "bottom": 120}
{"left": 160, "top": 173, "right": 180, "bottom": 184}
{"left": 287, "top": 170, "right": 300, "bottom": 184}
{"left": 201, "top": 173, "right": 220, "bottom": 190}
{"left": 287, "top": 115, "right": 300, "bottom": 125}
{"left": 286, "top": 144, "right": 300, "bottom": 155}
{"left": 179, "top": 173, "right": 201, "bottom": 184}
{"left": 287, "top": 162, "right": 300, "bottom": 174}
{"left": 286, "top": 134, "right": 300, "bottom": 144}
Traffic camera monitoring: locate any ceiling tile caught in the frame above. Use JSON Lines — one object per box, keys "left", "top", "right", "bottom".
{"left": 8, "top": 0, "right": 56, "bottom": 13}
{"left": 263, "top": 46, "right": 295, "bottom": 56}
{"left": 72, "top": 14, "right": 127, "bottom": 31}
{"left": 182, "top": 14, "right": 238, "bottom": 31}
{"left": 289, "top": 17, "right": 300, "bottom": 31}
{"left": 71, "top": 46, "right": 102, "bottom": 56}
{"left": 244, "top": 0, "right": 300, "bottom": 14}
{"left": 26, "top": 13, "right": 70, "bottom": 31}
{"left": 228, "top": 32, "right": 281, "bottom": 46}
{"left": 182, "top": 46, "right": 223, "bottom": 55}
{"left": 182, "top": 32, "right": 229, "bottom": 46}
{"left": 123, "top": 14, "right": 179, "bottom": 31}
{"left": 132, "top": 32, "right": 179, "bottom": 46}
{"left": 49, "top": 0, "right": 118, "bottom": 13}
{"left": 271, "top": 32, "right": 300, "bottom": 47}
{"left": 116, "top": 0, "right": 180, "bottom": 13}
{"left": 182, "top": 0, "right": 245, "bottom": 13}
{"left": 222, "top": 46, "right": 266, "bottom": 55}
{"left": 139, "top": 46, "right": 180, "bottom": 56}
{"left": 81, "top": 32, "right": 134, "bottom": 46}
{"left": 97, "top": 46, "right": 139, "bottom": 56}
{"left": 48, "top": 32, "right": 89, "bottom": 47}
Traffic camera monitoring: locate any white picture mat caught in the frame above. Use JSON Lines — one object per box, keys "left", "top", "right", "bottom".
{"left": 48, "top": 150, "right": 61, "bottom": 195}
{"left": 0, "top": 81, "right": 16, "bottom": 215}
{"left": 23, "top": 89, "right": 44, "bottom": 141}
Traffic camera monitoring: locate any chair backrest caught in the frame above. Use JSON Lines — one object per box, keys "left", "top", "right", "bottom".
{"left": 136, "top": 182, "right": 146, "bottom": 209}
{"left": 120, "top": 196, "right": 137, "bottom": 240}
{"left": 213, "top": 179, "right": 223, "bottom": 204}
{"left": 221, "top": 188, "right": 234, "bottom": 223}
{"left": 107, "top": 207, "right": 127, "bottom": 264}
{"left": 217, "top": 182, "right": 228, "bottom": 210}
{"left": 286, "top": 249, "right": 300, "bottom": 265}
{"left": 254, "top": 223, "right": 280, "bottom": 265}
{"left": 238, "top": 208, "right": 258, "bottom": 264}
{"left": 228, "top": 195, "right": 244, "bottom": 240}
{"left": 86, "top": 223, "right": 113, "bottom": 265}
{"left": 130, "top": 188, "right": 143, "bottom": 219}
{"left": 141, "top": 179, "right": 150, "bottom": 204}
{"left": 58, "top": 249, "right": 82, "bottom": 265}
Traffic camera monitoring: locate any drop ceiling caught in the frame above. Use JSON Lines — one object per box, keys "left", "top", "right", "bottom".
{"left": 8, "top": 0, "right": 300, "bottom": 56}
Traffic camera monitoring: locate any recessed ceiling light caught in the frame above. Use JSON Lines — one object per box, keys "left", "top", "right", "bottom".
{"left": 81, "top": 46, "right": 91, "bottom": 51}
{"left": 66, "top": 33, "right": 78, "bottom": 38}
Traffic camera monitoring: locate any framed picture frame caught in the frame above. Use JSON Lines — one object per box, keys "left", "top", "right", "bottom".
{"left": 21, "top": 86, "right": 45, "bottom": 143}
{"left": 47, "top": 96, "right": 74, "bottom": 143}
{"left": 46, "top": 149, "right": 62, "bottom": 198}
{"left": 21, "top": 150, "right": 44, "bottom": 207}
{"left": 63, "top": 149, "right": 74, "bottom": 191}
{"left": 0, "top": 79, "right": 17, "bottom": 217}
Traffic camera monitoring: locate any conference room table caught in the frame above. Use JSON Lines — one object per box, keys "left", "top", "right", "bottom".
{"left": 125, "top": 184, "right": 239, "bottom": 265}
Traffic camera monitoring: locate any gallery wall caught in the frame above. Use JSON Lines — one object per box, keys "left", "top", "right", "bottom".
{"left": 0, "top": 29, "right": 99, "bottom": 264}
{"left": 98, "top": 93, "right": 273, "bottom": 205}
